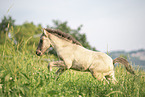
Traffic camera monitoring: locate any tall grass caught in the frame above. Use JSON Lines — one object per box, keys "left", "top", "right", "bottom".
{"left": 0, "top": 38, "right": 145, "bottom": 97}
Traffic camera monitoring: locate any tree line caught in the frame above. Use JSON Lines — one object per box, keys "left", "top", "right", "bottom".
{"left": 0, "top": 16, "right": 97, "bottom": 54}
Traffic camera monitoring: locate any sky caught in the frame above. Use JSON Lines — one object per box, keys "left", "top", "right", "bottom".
{"left": 0, "top": 0, "right": 145, "bottom": 52}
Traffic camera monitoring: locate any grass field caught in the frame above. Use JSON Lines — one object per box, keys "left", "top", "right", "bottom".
{"left": 0, "top": 39, "right": 145, "bottom": 97}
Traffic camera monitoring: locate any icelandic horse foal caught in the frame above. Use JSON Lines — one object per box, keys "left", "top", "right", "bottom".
{"left": 36, "top": 28, "right": 135, "bottom": 83}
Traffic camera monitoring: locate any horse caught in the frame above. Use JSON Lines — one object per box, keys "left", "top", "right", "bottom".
{"left": 36, "top": 28, "right": 135, "bottom": 83}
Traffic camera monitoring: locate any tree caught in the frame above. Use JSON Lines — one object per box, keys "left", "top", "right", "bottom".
{"left": 14, "top": 22, "right": 42, "bottom": 46}
{"left": 0, "top": 16, "right": 97, "bottom": 53}
{"left": 0, "top": 16, "right": 15, "bottom": 33}
{"left": 0, "top": 16, "right": 15, "bottom": 44}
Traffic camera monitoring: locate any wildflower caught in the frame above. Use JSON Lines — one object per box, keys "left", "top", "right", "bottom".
{"left": 110, "top": 88, "right": 113, "bottom": 91}
{"left": 0, "top": 84, "right": 3, "bottom": 89}
{"left": 79, "top": 95, "right": 82, "bottom": 97}
{"left": 19, "top": 94, "right": 22, "bottom": 97}
{"left": 10, "top": 77, "right": 13, "bottom": 80}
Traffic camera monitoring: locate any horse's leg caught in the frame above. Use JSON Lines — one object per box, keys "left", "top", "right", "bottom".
{"left": 55, "top": 68, "right": 65, "bottom": 75}
{"left": 48, "top": 61, "right": 67, "bottom": 80}
{"left": 55, "top": 68, "right": 66, "bottom": 80}
{"left": 48, "top": 61, "right": 65, "bottom": 71}
{"left": 105, "top": 72, "right": 117, "bottom": 84}
{"left": 54, "top": 59, "right": 72, "bottom": 80}
{"left": 91, "top": 71, "right": 109, "bottom": 84}
{"left": 91, "top": 71, "right": 103, "bottom": 80}
{"left": 89, "top": 66, "right": 109, "bottom": 84}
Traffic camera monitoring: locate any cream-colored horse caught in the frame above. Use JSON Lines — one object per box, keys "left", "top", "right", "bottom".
{"left": 36, "top": 28, "right": 135, "bottom": 83}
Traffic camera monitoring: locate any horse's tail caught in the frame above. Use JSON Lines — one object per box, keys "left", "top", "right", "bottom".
{"left": 113, "top": 57, "right": 135, "bottom": 75}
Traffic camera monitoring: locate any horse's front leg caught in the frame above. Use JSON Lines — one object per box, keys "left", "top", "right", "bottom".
{"left": 55, "top": 68, "right": 66, "bottom": 80}
{"left": 55, "top": 68, "right": 65, "bottom": 75}
{"left": 48, "top": 61, "right": 66, "bottom": 80}
{"left": 54, "top": 59, "right": 73, "bottom": 80}
{"left": 47, "top": 61, "right": 65, "bottom": 71}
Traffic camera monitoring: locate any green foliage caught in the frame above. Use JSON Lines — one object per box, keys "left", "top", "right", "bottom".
{"left": 0, "top": 16, "right": 15, "bottom": 34}
{"left": 14, "top": 22, "right": 42, "bottom": 46}
{"left": 0, "top": 15, "right": 96, "bottom": 53}
{"left": 0, "top": 38, "right": 145, "bottom": 97}
{"left": 0, "top": 16, "right": 15, "bottom": 44}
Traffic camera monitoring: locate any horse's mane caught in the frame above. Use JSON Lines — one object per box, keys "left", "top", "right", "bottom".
{"left": 45, "top": 28, "right": 82, "bottom": 46}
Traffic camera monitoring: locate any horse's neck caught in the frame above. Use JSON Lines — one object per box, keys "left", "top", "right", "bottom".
{"left": 49, "top": 33, "right": 72, "bottom": 49}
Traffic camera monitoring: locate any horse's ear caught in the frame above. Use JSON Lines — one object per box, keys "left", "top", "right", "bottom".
{"left": 43, "top": 29, "right": 48, "bottom": 37}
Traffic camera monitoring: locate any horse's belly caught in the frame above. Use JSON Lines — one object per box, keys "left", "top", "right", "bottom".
{"left": 71, "top": 60, "right": 90, "bottom": 71}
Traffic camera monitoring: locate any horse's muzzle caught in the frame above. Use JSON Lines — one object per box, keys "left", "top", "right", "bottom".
{"left": 36, "top": 50, "right": 42, "bottom": 56}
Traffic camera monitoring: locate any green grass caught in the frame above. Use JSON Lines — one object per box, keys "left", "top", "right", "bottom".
{"left": 0, "top": 40, "right": 145, "bottom": 97}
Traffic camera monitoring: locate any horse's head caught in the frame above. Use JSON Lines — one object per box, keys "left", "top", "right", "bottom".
{"left": 36, "top": 29, "right": 51, "bottom": 56}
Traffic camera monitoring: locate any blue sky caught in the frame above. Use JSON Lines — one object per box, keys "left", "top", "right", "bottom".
{"left": 0, "top": 0, "right": 145, "bottom": 52}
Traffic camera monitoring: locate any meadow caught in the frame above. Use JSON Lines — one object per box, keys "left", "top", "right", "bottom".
{"left": 0, "top": 38, "right": 145, "bottom": 97}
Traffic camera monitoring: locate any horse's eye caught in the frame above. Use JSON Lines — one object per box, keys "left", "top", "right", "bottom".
{"left": 40, "top": 39, "right": 43, "bottom": 43}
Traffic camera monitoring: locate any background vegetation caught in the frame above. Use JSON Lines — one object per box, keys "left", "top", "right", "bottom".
{"left": 0, "top": 16, "right": 96, "bottom": 51}
{"left": 0, "top": 16, "right": 145, "bottom": 97}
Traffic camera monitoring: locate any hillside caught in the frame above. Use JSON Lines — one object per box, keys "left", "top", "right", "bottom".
{"left": 109, "top": 49, "right": 145, "bottom": 70}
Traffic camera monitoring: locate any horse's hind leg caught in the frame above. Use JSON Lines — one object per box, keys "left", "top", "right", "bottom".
{"left": 90, "top": 71, "right": 109, "bottom": 84}
{"left": 105, "top": 71, "right": 117, "bottom": 84}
